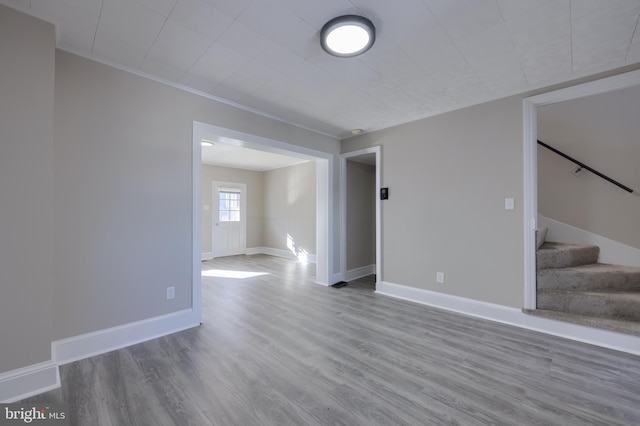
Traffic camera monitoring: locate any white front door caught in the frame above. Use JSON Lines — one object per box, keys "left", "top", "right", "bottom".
{"left": 212, "top": 182, "right": 246, "bottom": 258}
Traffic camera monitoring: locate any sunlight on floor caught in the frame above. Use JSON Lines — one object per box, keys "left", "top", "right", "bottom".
{"left": 202, "top": 269, "right": 269, "bottom": 279}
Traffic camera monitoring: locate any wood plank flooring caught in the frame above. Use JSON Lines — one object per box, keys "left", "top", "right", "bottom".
{"left": 23, "top": 254, "right": 640, "bottom": 425}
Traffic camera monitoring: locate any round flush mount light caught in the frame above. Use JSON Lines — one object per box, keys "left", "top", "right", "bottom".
{"left": 201, "top": 139, "right": 214, "bottom": 147}
{"left": 321, "top": 15, "right": 375, "bottom": 58}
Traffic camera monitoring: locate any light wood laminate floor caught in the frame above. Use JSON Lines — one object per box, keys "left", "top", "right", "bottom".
{"left": 24, "top": 254, "right": 640, "bottom": 425}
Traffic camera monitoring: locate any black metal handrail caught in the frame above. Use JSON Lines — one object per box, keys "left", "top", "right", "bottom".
{"left": 537, "top": 140, "right": 634, "bottom": 193}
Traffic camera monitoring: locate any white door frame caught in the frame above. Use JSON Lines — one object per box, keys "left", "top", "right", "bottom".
{"left": 212, "top": 181, "right": 247, "bottom": 258}
{"left": 340, "top": 146, "right": 382, "bottom": 286}
{"left": 192, "top": 122, "right": 335, "bottom": 323}
{"left": 523, "top": 69, "right": 640, "bottom": 309}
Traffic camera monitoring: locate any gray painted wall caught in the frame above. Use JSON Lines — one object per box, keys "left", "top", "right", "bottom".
{"left": 342, "top": 96, "right": 524, "bottom": 308}
{"left": 538, "top": 85, "right": 640, "bottom": 250}
{"left": 53, "top": 51, "right": 337, "bottom": 340}
{"left": 346, "top": 161, "right": 376, "bottom": 271}
{"left": 201, "top": 165, "right": 265, "bottom": 252}
{"left": 0, "top": 6, "right": 55, "bottom": 374}
{"left": 4, "top": 0, "right": 636, "bottom": 382}
{"left": 264, "top": 162, "right": 317, "bottom": 257}
{"left": 0, "top": 1, "right": 339, "bottom": 374}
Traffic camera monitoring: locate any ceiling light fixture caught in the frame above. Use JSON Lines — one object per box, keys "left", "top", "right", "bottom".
{"left": 201, "top": 139, "right": 214, "bottom": 147}
{"left": 321, "top": 15, "right": 375, "bottom": 58}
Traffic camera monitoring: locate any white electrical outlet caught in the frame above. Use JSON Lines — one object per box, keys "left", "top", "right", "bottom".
{"left": 436, "top": 272, "right": 445, "bottom": 284}
{"left": 166, "top": 286, "right": 175, "bottom": 300}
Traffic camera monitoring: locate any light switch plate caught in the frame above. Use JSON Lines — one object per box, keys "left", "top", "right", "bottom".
{"left": 504, "top": 198, "right": 515, "bottom": 210}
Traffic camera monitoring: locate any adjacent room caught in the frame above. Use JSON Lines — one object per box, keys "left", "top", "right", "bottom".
{"left": 199, "top": 136, "right": 319, "bottom": 264}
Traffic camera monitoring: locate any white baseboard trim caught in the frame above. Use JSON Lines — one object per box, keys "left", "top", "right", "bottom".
{"left": 1, "top": 309, "right": 199, "bottom": 402}
{"left": 201, "top": 252, "right": 214, "bottom": 261}
{"left": 245, "top": 247, "right": 317, "bottom": 263}
{"left": 0, "top": 361, "right": 60, "bottom": 403}
{"left": 212, "top": 249, "right": 246, "bottom": 258}
{"left": 326, "top": 272, "right": 344, "bottom": 285}
{"left": 377, "top": 281, "right": 522, "bottom": 324}
{"left": 345, "top": 264, "right": 376, "bottom": 281}
{"left": 53, "top": 308, "right": 199, "bottom": 365}
{"left": 377, "top": 281, "right": 640, "bottom": 356}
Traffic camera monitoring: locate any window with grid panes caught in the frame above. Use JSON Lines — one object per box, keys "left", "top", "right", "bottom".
{"left": 219, "top": 190, "right": 241, "bottom": 222}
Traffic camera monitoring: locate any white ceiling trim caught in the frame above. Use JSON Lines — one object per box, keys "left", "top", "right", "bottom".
{"left": 57, "top": 45, "right": 342, "bottom": 140}
{"left": 67, "top": 38, "right": 638, "bottom": 144}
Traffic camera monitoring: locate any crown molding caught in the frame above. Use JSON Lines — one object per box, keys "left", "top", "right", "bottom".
{"left": 57, "top": 45, "right": 341, "bottom": 141}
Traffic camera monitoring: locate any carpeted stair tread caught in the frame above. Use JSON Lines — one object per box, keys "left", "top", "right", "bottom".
{"left": 535, "top": 238, "right": 640, "bottom": 335}
{"left": 537, "top": 242, "right": 599, "bottom": 270}
{"left": 537, "top": 263, "right": 640, "bottom": 291}
{"left": 523, "top": 308, "right": 640, "bottom": 337}
{"left": 537, "top": 289, "right": 640, "bottom": 321}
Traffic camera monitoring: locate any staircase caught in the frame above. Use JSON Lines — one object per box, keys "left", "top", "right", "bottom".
{"left": 525, "top": 241, "right": 640, "bottom": 336}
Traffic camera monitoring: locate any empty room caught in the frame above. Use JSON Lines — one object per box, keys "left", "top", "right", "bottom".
{"left": 2, "top": 1, "right": 640, "bottom": 425}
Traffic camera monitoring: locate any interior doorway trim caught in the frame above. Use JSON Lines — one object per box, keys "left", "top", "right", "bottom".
{"left": 193, "top": 121, "right": 334, "bottom": 322}
{"left": 523, "top": 69, "right": 640, "bottom": 309}
{"left": 340, "top": 146, "right": 382, "bottom": 286}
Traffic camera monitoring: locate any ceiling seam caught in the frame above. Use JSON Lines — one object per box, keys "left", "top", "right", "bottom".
{"left": 420, "top": 0, "right": 493, "bottom": 96}
{"left": 177, "top": 0, "right": 253, "bottom": 84}
{"left": 175, "top": 28, "right": 230, "bottom": 85}
{"left": 569, "top": 0, "right": 574, "bottom": 74}
{"left": 351, "top": 7, "right": 446, "bottom": 112}
{"left": 137, "top": 0, "right": 180, "bottom": 69}
{"left": 205, "top": 1, "right": 323, "bottom": 114}
{"left": 495, "top": 0, "right": 530, "bottom": 87}
{"left": 90, "top": 0, "right": 104, "bottom": 54}
{"left": 625, "top": 12, "right": 640, "bottom": 61}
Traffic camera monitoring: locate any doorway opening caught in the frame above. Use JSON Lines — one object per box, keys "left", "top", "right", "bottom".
{"left": 340, "top": 146, "right": 382, "bottom": 290}
{"left": 523, "top": 69, "right": 640, "bottom": 309}
{"left": 192, "top": 122, "right": 334, "bottom": 323}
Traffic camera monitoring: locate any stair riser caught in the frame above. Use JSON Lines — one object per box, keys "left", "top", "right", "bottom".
{"left": 537, "top": 293, "right": 640, "bottom": 321}
{"left": 537, "top": 270, "right": 640, "bottom": 292}
{"left": 537, "top": 247, "right": 599, "bottom": 270}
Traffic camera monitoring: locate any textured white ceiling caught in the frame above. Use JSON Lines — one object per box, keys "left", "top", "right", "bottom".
{"left": 2, "top": 0, "right": 640, "bottom": 139}
{"left": 201, "top": 140, "right": 309, "bottom": 171}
